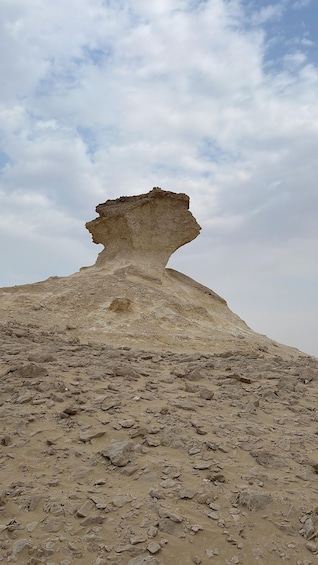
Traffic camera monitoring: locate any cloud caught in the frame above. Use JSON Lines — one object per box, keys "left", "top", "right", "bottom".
{"left": 0, "top": 0, "right": 318, "bottom": 355}
{"left": 248, "top": 2, "right": 287, "bottom": 25}
{"left": 292, "top": 0, "right": 312, "bottom": 9}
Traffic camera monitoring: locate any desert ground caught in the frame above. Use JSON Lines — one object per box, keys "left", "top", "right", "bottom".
{"left": 1, "top": 189, "right": 318, "bottom": 564}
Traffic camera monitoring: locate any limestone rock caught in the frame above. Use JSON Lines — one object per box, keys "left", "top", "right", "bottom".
{"left": 10, "top": 539, "right": 32, "bottom": 556}
{"left": 158, "top": 508, "right": 183, "bottom": 523}
{"left": 76, "top": 500, "right": 95, "bottom": 518}
{"left": 79, "top": 428, "right": 105, "bottom": 442}
{"left": 9, "top": 363, "right": 48, "bottom": 379}
{"left": 250, "top": 450, "right": 285, "bottom": 468}
{"left": 86, "top": 187, "right": 201, "bottom": 274}
{"left": 101, "top": 440, "right": 134, "bottom": 466}
{"left": 112, "top": 494, "right": 133, "bottom": 508}
{"left": 147, "top": 541, "right": 161, "bottom": 554}
{"left": 0, "top": 188, "right": 300, "bottom": 355}
{"left": 109, "top": 297, "right": 132, "bottom": 311}
{"left": 236, "top": 488, "right": 272, "bottom": 511}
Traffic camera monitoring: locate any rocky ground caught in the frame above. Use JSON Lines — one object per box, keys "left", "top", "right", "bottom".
{"left": 1, "top": 320, "right": 318, "bottom": 564}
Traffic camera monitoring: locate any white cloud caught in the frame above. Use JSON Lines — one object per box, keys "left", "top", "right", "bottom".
{"left": 300, "top": 38, "right": 314, "bottom": 46}
{"left": 0, "top": 0, "right": 318, "bottom": 355}
{"left": 248, "top": 3, "right": 286, "bottom": 25}
{"left": 292, "top": 0, "right": 312, "bottom": 9}
{"left": 283, "top": 50, "right": 307, "bottom": 68}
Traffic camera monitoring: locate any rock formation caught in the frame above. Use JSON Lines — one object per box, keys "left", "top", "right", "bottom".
{"left": 1, "top": 187, "right": 318, "bottom": 564}
{"left": 85, "top": 187, "right": 201, "bottom": 274}
{"left": 0, "top": 187, "right": 301, "bottom": 355}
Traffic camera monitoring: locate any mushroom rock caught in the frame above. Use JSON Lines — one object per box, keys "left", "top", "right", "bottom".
{"left": 0, "top": 187, "right": 302, "bottom": 357}
{"left": 85, "top": 187, "right": 201, "bottom": 275}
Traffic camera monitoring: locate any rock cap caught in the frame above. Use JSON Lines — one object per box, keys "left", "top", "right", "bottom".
{"left": 86, "top": 187, "right": 201, "bottom": 274}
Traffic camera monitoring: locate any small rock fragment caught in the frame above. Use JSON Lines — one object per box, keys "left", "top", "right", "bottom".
{"left": 158, "top": 508, "right": 183, "bottom": 523}
{"left": 306, "top": 541, "right": 317, "bottom": 553}
{"left": 62, "top": 405, "right": 78, "bottom": 415}
{"left": 109, "top": 298, "right": 132, "bottom": 312}
{"left": 250, "top": 450, "right": 284, "bottom": 468}
{"left": 130, "top": 534, "right": 148, "bottom": 545}
{"left": 119, "top": 419, "right": 135, "bottom": 428}
{"left": 28, "top": 494, "right": 43, "bottom": 511}
{"left": 42, "top": 519, "right": 63, "bottom": 533}
{"left": 146, "top": 436, "right": 161, "bottom": 447}
{"left": 147, "top": 541, "right": 161, "bottom": 554}
{"left": 11, "top": 539, "right": 32, "bottom": 556}
{"left": 179, "top": 489, "right": 197, "bottom": 499}
{"left": 148, "top": 526, "right": 158, "bottom": 538}
{"left": 80, "top": 515, "right": 105, "bottom": 526}
{"left": 79, "top": 429, "right": 105, "bottom": 442}
{"left": 101, "top": 440, "right": 134, "bottom": 466}
{"left": 199, "top": 387, "right": 214, "bottom": 400}
{"left": 0, "top": 434, "right": 12, "bottom": 446}
{"left": 76, "top": 500, "right": 95, "bottom": 518}
{"left": 185, "top": 369, "right": 202, "bottom": 381}
{"left": 26, "top": 521, "right": 38, "bottom": 532}
{"left": 112, "top": 494, "right": 133, "bottom": 508}
{"left": 193, "top": 461, "right": 212, "bottom": 470}
{"left": 11, "top": 363, "right": 48, "bottom": 379}
{"left": 114, "top": 543, "right": 134, "bottom": 553}
{"left": 236, "top": 488, "right": 272, "bottom": 511}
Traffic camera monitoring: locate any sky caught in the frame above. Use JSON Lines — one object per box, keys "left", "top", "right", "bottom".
{"left": 1, "top": 0, "right": 318, "bottom": 357}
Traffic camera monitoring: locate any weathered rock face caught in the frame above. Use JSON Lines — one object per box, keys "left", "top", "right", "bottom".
{"left": 85, "top": 187, "right": 201, "bottom": 273}
{"left": 0, "top": 187, "right": 304, "bottom": 355}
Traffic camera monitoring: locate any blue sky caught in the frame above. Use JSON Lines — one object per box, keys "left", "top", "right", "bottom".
{"left": 1, "top": 0, "right": 318, "bottom": 356}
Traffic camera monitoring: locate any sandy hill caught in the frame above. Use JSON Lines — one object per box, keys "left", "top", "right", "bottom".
{"left": 0, "top": 188, "right": 318, "bottom": 565}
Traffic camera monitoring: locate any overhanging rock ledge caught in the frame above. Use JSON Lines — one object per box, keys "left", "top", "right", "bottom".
{"left": 85, "top": 187, "right": 201, "bottom": 275}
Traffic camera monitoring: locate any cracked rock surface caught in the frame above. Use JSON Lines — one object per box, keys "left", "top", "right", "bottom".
{"left": 0, "top": 322, "right": 318, "bottom": 564}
